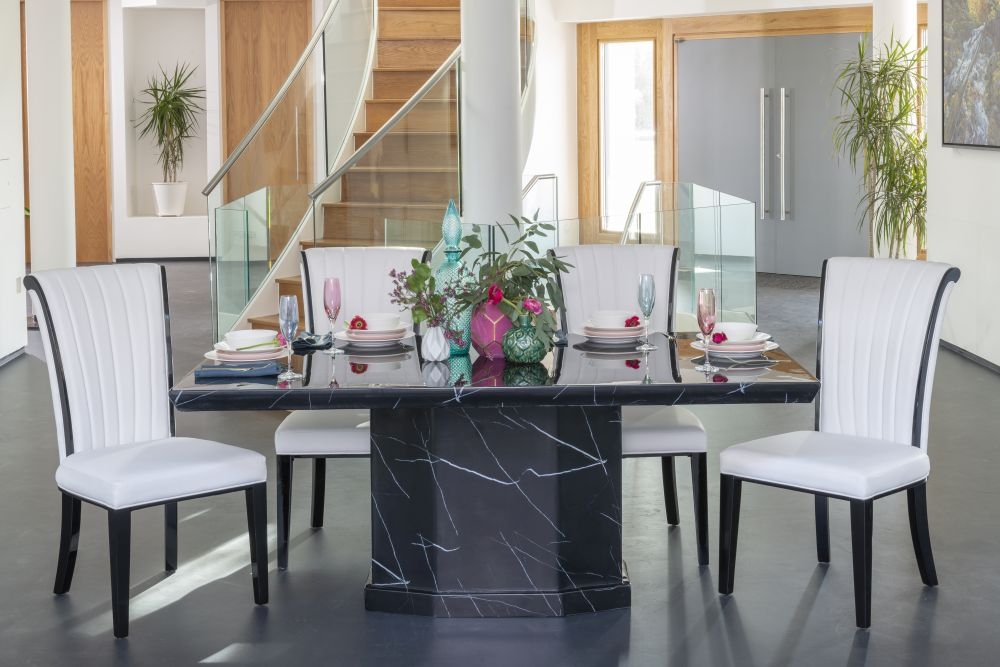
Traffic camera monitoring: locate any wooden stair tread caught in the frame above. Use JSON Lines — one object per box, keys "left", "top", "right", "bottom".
{"left": 367, "top": 98, "right": 453, "bottom": 104}
{"left": 248, "top": 314, "right": 280, "bottom": 329}
{"left": 275, "top": 276, "right": 301, "bottom": 285}
{"left": 347, "top": 166, "right": 457, "bottom": 173}
{"left": 379, "top": 6, "right": 459, "bottom": 11}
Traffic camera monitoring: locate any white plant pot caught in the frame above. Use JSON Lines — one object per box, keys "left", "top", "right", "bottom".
{"left": 152, "top": 182, "right": 188, "bottom": 217}
{"left": 421, "top": 326, "right": 450, "bottom": 362}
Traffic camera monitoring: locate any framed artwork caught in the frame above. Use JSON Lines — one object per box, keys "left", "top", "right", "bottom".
{"left": 943, "top": 0, "right": 1000, "bottom": 147}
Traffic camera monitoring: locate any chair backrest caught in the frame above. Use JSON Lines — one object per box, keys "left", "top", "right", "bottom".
{"left": 24, "top": 264, "right": 173, "bottom": 460}
{"left": 817, "top": 257, "right": 960, "bottom": 450}
{"left": 300, "top": 246, "right": 430, "bottom": 334}
{"left": 552, "top": 244, "right": 679, "bottom": 334}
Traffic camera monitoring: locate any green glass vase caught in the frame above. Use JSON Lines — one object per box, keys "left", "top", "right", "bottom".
{"left": 501, "top": 315, "right": 549, "bottom": 364}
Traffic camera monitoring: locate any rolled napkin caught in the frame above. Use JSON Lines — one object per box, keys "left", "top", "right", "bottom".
{"left": 194, "top": 360, "right": 283, "bottom": 379}
{"left": 291, "top": 331, "right": 333, "bottom": 351}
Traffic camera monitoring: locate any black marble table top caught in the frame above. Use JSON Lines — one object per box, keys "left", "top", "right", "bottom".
{"left": 170, "top": 333, "right": 819, "bottom": 411}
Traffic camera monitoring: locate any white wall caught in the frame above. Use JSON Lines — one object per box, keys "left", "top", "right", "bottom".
{"left": 0, "top": 0, "right": 27, "bottom": 359}
{"left": 926, "top": 0, "right": 1000, "bottom": 364}
{"left": 553, "top": 0, "right": 866, "bottom": 22}
{"left": 522, "top": 0, "right": 579, "bottom": 220}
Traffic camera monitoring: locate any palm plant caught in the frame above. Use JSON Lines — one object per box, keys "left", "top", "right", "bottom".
{"left": 834, "top": 37, "right": 927, "bottom": 258}
{"left": 135, "top": 63, "right": 205, "bottom": 183}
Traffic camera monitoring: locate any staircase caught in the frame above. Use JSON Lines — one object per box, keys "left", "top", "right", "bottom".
{"left": 249, "top": 0, "right": 460, "bottom": 330}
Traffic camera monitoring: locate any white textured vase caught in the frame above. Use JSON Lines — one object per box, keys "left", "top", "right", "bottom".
{"left": 421, "top": 326, "right": 450, "bottom": 362}
{"left": 152, "top": 182, "right": 187, "bottom": 216}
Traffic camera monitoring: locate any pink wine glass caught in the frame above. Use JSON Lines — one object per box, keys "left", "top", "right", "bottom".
{"left": 324, "top": 277, "right": 344, "bottom": 356}
{"left": 695, "top": 287, "right": 719, "bottom": 373}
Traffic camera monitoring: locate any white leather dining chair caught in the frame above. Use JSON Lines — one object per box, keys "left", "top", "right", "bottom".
{"left": 717, "top": 257, "right": 960, "bottom": 628}
{"left": 25, "top": 264, "right": 268, "bottom": 639}
{"left": 275, "top": 246, "right": 428, "bottom": 569}
{"left": 553, "top": 244, "right": 710, "bottom": 564}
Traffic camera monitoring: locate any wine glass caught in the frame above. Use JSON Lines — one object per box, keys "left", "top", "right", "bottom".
{"left": 695, "top": 288, "right": 719, "bottom": 373}
{"left": 323, "top": 277, "right": 343, "bottom": 356}
{"left": 636, "top": 274, "right": 657, "bottom": 352}
{"left": 278, "top": 295, "right": 303, "bottom": 381}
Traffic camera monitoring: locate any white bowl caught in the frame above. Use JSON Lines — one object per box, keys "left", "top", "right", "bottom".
{"left": 590, "top": 310, "right": 638, "bottom": 329}
{"left": 224, "top": 329, "right": 279, "bottom": 349}
{"left": 715, "top": 321, "right": 758, "bottom": 342}
{"left": 360, "top": 312, "right": 401, "bottom": 331}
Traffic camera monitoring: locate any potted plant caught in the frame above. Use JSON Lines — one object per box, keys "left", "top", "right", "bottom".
{"left": 834, "top": 37, "right": 927, "bottom": 258}
{"left": 389, "top": 258, "right": 474, "bottom": 362}
{"left": 135, "top": 63, "right": 205, "bottom": 217}
{"left": 460, "top": 215, "right": 571, "bottom": 363}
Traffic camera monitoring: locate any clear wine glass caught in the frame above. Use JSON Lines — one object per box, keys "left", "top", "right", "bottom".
{"left": 323, "top": 277, "right": 343, "bottom": 356}
{"left": 278, "top": 295, "right": 303, "bottom": 381}
{"left": 695, "top": 287, "right": 719, "bottom": 373}
{"left": 636, "top": 274, "right": 657, "bottom": 352}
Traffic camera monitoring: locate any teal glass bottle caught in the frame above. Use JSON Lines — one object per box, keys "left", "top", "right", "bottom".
{"left": 434, "top": 199, "right": 472, "bottom": 355}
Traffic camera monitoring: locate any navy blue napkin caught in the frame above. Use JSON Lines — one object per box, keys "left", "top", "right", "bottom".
{"left": 194, "top": 361, "right": 283, "bottom": 379}
{"left": 292, "top": 332, "right": 333, "bottom": 351}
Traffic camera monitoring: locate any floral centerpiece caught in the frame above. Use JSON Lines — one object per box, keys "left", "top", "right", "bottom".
{"left": 389, "top": 258, "right": 473, "bottom": 362}
{"left": 460, "top": 215, "right": 571, "bottom": 363}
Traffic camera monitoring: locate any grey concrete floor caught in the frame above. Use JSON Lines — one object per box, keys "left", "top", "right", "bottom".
{"left": 1, "top": 263, "right": 998, "bottom": 666}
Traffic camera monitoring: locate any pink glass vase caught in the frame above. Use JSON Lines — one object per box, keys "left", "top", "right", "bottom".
{"left": 470, "top": 301, "right": 513, "bottom": 360}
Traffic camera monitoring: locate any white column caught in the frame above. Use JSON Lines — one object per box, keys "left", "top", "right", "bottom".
{"left": 460, "top": 0, "right": 522, "bottom": 226}
{"left": 25, "top": 0, "right": 76, "bottom": 271}
{"left": 872, "top": 0, "right": 918, "bottom": 51}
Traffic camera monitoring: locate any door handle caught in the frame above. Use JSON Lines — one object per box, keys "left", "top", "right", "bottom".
{"left": 760, "top": 88, "right": 770, "bottom": 220}
{"left": 778, "top": 88, "right": 789, "bottom": 221}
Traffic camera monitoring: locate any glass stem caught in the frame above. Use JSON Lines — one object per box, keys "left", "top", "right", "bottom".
{"left": 644, "top": 315, "right": 650, "bottom": 346}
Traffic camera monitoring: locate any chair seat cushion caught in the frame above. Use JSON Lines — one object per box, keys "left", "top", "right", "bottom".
{"left": 621, "top": 406, "right": 707, "bottom": 455}
{"left": 56, "top": 437, "right": 267, "bottom": 510}
{"left": 274, "top": 410, "right": 371, "bottom": 456}
{"left": 719, "top": 431, "right": 930, "bottom": 499}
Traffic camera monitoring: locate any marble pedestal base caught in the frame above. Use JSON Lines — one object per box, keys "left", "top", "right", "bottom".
{"left": 366, "top": 405, "right": 629, "bottom": 617}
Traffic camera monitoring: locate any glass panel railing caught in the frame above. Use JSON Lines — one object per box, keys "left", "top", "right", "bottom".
{"left": 521, "top": 173, "right": 558, "bottom": 224}
{"left": 311, "top": 52, "right": 461, "bottom": 250}
{"left": 205, "top": 0, "right": 376, "bottom": 337}
{"left": 618, "top": 183, "right": 757, "bottom": 332}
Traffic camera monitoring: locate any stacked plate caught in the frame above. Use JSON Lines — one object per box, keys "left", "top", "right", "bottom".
{"left": 691, "top": 332, "right": 778, "bottom": 359}
{"left": 335, "top": 325, "right": 413, "bottom": 348}
{"left": 205, "top": 340, "right": 285, "bottom": 362}
{"left": 577, "top": 322, "right": 646, "bottom": 346}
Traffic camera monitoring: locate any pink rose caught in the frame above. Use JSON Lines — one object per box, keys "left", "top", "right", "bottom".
{"left": 522, "top": 298, "right": 543, "bottom": 315}
{"left": 487, "top": 283, "right": 503, "bottom": 305}
{"left": 625, "top": 316, "right": 641, "bottom": 328}
{"left": 711, "top": 332, "right": 728, "bottom": 345}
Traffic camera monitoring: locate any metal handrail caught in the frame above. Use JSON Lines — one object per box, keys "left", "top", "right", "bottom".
{"left": 619, "top": 180, "right": 663, "bottom": 245}
{"left": 202, "top": 0, "right": 344, "bottom": 196}
{"left": 309, "top": 46, "right": 462, "bottom": 202}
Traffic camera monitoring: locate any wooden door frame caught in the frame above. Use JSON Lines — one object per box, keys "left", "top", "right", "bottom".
{"left": 577, "top": 5, "right": 927, "bottom": 245}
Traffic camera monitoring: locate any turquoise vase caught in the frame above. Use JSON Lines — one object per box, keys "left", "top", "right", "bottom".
{"left": 501, "top": 315, "right": 549, "bottom": 364}
{"left": 434, "top": 199, "right": 472, "bottom": 355}
{"left": 502, "top": 362, "right": 549, "bottom": 387}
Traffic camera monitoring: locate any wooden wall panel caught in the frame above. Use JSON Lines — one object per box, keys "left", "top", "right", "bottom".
{"left": 71, "top": 0, "right": 111, "bottom": 264}
{"left": 222, "top": 0, "right": 311, "bottom": 259}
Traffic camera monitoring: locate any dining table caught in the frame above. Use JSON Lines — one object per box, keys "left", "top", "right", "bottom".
{"left": 169, "top": 332, "right": 819, "bottom": 618}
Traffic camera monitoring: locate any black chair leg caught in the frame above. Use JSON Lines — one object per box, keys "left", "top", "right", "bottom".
{"left": 850, "top": 499, "right": 874, "bottom": 629}
{"left": 661, "top": 456, "right": 680, "bottom": 525}
{"left": 164, "top": 502, "right": 178, "bottom": 572}
{"left": 53, "top": 493, "right": 81, "bottom": 595}
{"left": 718, "top": 474, "right": 742, "bottom": 595}
{"left": 245, "top": 483, "right": 269, "bottom": 605}
{"left": 107, "top": 509, "right": 132, "bottom": 639}
{"left": 815, "top": 495, "right": 830, "bottom": 563}
{"left": 311, "top": 458, "right": 326, "bottom": 529}
{"left": 276, "top": 455, "right": 293, "bottom": 570}
{"left": 690, "top": 453, "right": 709, "bottom": 566}
{"left": 907, "top": 482, "right": 938, "bottom": 586}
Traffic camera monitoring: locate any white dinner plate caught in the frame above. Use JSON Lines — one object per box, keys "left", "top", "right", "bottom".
{"left": 335, "top": 330, "right": 413, "bottom": 348}
{"left": 576, "top": 330, "right": 643, "bottom": 344}
{"left": 204, "top": 348, "right": 286, "bottom": 362}
{"left": 584, "top": 322, "right": 646, "bottom": 335}
{"left": 691, "top": 340, "right": 778, "bottom": 359}
{"left": 696, "top": 332, "right": 772, "bottom": 345}
{"left": 344, "top": 325, "right": 409, "bottom": 338}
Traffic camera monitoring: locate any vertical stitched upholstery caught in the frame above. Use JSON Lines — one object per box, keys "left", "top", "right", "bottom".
{"left": 301, "top": 247, "right": 427, "bottom": 334}
{"left": 28, "top": 264, "right": 171, "bottom": 461}
{"left": 819, "top": 258, "right": 956, "bottom": 450}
